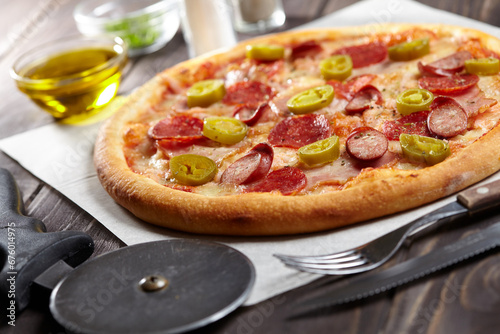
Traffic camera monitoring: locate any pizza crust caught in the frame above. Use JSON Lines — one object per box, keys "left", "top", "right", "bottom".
{"left": 94, "top": 23, "right": 500, "bottom": 235}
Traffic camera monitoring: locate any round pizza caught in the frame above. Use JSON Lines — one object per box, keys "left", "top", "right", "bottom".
{"left": 94, "top": 23, "right": 500, "bottom": 235}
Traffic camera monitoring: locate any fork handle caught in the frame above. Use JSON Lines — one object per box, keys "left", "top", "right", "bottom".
{"left": 404, "top": 201, "right": 468, "bottom": 238}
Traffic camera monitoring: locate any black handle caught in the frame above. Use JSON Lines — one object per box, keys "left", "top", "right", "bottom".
{"left": 0, "top": 168, "right": 94, "bottom": 311}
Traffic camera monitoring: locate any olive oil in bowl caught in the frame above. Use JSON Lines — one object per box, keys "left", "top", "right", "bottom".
{"left": 11, "top": 36, "right": 127, "bottom": 119}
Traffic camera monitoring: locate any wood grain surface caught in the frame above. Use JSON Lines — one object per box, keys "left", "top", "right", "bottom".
{"left": 1, "top": 0, "right": 499, "bottom": 333}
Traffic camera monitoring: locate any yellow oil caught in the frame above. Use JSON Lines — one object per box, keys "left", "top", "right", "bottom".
{"left": 16, "top": 47, "right": 126, "bottom": 119}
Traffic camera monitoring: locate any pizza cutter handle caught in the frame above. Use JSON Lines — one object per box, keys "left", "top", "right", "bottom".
{"left": 0, "top": 167, "right": 94, "bottom": 311}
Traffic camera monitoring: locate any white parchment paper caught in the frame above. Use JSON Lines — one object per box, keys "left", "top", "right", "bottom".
{"left": 2, "top": 0, "right": 500, "bottom": 305}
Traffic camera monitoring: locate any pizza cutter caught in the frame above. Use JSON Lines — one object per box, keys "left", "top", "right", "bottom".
{"left": 0, "top": 168, "right": 255, "bottom": 333}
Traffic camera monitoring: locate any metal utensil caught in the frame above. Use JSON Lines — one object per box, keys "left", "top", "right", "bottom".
{"left": 275, "top": 177, "right": 500, "bottom": 275}
{"left": 291, "top": 220, "right": 500, "bottom": 318}
{"left": 0, "top": 168, "right": 255, "bottom": 333}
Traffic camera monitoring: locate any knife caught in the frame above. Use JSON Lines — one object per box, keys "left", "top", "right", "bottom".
{"left": 291, "top": 219, "right": 500, "bottom": 318}
{"left": 276, "top": 177, "right": 500, "bottom": 277}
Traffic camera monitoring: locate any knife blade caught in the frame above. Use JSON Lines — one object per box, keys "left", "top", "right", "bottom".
{"left": 291, "top": 221, "right": 500, "bottom": 318}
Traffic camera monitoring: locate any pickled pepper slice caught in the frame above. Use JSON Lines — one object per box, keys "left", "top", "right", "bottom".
{"left": 187, "top": 79, "right": 226, "bottom": 108}
{"left": 400, "top": 134, "right": 450, "bottom": 165}
{"left": 287, "top": 85, "right": 334, "bottom": 114}
{"left": 170, "top": 154, "right": 217, "bottom": 186}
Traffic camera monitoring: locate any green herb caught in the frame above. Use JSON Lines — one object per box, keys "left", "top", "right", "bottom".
{"left": 105, "top": 11, "right": 162, "bottom": 49}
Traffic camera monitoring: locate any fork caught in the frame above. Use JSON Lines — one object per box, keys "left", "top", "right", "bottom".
{"left": 274, "top": 177, "right": 500, "bottom": 275}
{"left": 273, "top": 200, "right": 472, "bottom": 275}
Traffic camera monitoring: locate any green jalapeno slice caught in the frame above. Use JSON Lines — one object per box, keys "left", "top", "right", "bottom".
{"left": 298, "top": 135, "right": 340, "bottom": 166}
{"left": 246, "top": 44, "right": 285, "bottom": 61}
{"left": 320, "top": 55, "right": 353, "bottom": 81}
{"left": 400, "top": 133, "right": 450, "bottom": 165}
{"left": 203, "top": 117, "right": 248, "bottom": 145}
{"left": 465, "top": 57, "right": 500, "bottom": 75}
{"left": 388, "top": 38, "right": 430, "bottom": 61}
{"left": 396, "top": 88, "right": 434, "bottom": 115}
{"left": 286, "top": 85, "right": 335, "bottom": 114}
{"left": 169, "top": 154, "right": 217, "bottom": 186}
{"left": 187, "top": 79, "right": 226, "bottom": 108}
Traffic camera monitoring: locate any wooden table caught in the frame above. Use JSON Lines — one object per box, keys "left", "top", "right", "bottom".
{"left": 1, "top": 1, "right": 500, "bottom": 333}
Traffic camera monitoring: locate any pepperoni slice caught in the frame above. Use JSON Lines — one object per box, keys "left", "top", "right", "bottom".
{"left": 333, "top": 42, "right": 387, "bottom": 68}
{"left": 221, "top": 143, "right": 273, "bottom": 185}
{"left": 291, "top": 40, "right": 323, "bottom": 60}
{"left": 418, "top": 50, "right": 472, "bottom": 77}
{"left": 149, "top": 115, "right": 204, "bottom": 141}
{"left": 382, "top": 110, "right": 432, "bottom": 141}
{"left": 222, "top": 81, "right": 274, "bottom": 108}
{"left": 233, "top": 102, "right": 269, "bottom": 126}
{"left": 246, "top": 167, "right": 307, "bottom": 195}
{"left": 346, "top": 127, "right": 388, "bottom": 161}
{"left": 418, "top": 74, "right": 479, "bottom": 95}
{"left": 268, "top": 114, "right": 332, "bottom": 148}
{"left": 327, "top": 74, "right": 377, "bottom": 100}
{"left": 427, "top": 96, "right": 467, "bottom": 138}
{"left": 345, "top": 85, "right": 383, "bottom": 113}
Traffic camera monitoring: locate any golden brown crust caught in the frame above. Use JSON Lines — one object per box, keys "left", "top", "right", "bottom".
{"left": 94, "top": 23, "right": 500, "bottom": 235}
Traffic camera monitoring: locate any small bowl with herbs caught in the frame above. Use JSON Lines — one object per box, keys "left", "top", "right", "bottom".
{"left": 11, "top": 35, "right": 127, "bottom": 119}
{"left": 74, "top": 0, "right": 180, "bottom": 57}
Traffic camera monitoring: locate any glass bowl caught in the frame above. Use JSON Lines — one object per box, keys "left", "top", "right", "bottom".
{"left": 74, "top": 0, "right": 180, "bottom": 56}
{"left": 11, "top": 35, "right": 128, "bottom": 119}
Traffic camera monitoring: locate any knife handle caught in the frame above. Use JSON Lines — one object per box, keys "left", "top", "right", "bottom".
{"left": 0, "top": 168, "right": 94, "bottom": 311}
{"left": 457, "top": 178, "right": 500, "bottom": 214}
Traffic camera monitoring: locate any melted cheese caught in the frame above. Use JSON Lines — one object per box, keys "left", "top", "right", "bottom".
{"left": 123, "top": 32, "right": 500, "bottom": 196}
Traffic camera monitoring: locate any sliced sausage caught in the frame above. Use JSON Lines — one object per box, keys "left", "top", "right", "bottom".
{"left": 428, "top": 96, "right": 467, "bottom": 137}
{"left": 346, "top": 127, "right": 388, "bottom": 161}
{"left": 345, "top": 85, "right": 383, "bottom": 113}
{"left": 418, "top": 50, "right": 473, "bottom": 76}
{"left": 233, "top": 102, "right": 269, "bottom": 126}
{"left": 221, "top": 143, "right": 273, "bottom": 185}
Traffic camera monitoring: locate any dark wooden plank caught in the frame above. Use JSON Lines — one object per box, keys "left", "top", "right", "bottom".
{"left": 27, "top": 185, "right": 125, "bottom": 252}
{"left": 0, "top": 153, "right": 42, "bottom": 204}
{"left": 417, "top": 0, "right": 500, "bottom": 26}
{"left": 383, "top": 217, "right": 500, "bottom": 334}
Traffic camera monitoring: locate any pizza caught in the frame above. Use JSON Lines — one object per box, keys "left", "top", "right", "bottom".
{"left": 94, "top": 23, "right": 500, "bottom": 236}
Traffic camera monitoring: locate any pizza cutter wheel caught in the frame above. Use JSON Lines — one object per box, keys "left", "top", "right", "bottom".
{"left": 51, "top": 239, "right": 255, "bottom": 334}
{"left": 0, "top": 168, "right": 255, "bottom": 333}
